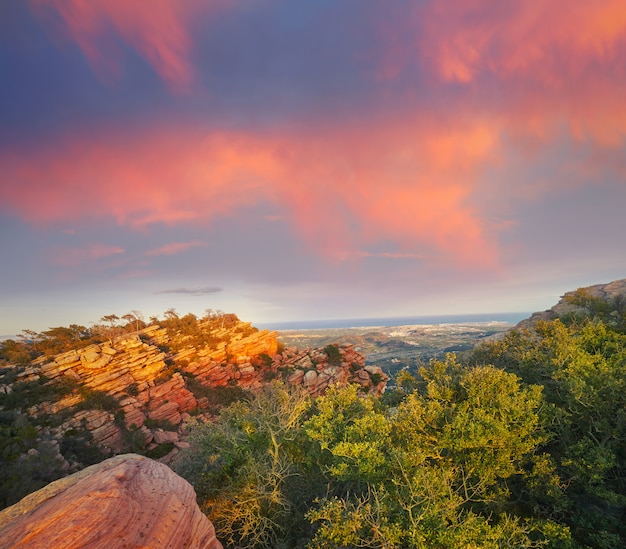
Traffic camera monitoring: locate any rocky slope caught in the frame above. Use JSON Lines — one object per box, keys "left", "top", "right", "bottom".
{"left": 0, "top": 316, "right": 387, "bottom": 502}
{"left": 516, "top": 278, "right": 626, "bottom": 330}
{"left": 0, "top": 453, "right": 222, "bottom": 548}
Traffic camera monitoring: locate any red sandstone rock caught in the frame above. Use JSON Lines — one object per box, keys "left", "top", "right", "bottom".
{"left": 0, "top": 454, "right": 223, "bottom": 549}
{"left": 10, "top": 319, "right": 387, "bottom": 463}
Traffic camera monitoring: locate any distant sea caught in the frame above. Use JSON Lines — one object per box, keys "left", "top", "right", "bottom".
{"left": 257, "top": 312, "right": 530, "bottom": 331}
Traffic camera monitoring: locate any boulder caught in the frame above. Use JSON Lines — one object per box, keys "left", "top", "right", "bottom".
{"left": 303, "top": 370, "right": 318, "bottom": 387}
{"left": 153, "top": 430, "right": 179, "bottom": 444}
{"left": 287, "top": 369, "right": 305, "bottom": 384}
{"left": 0, "top": 454, "right": 222, "bottom": 549}
{"left": 148, "top": 401, "right": 182, "bottom": 425}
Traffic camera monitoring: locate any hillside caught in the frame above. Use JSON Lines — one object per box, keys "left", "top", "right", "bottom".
{"left": 0, "top": 312, "right": 386, "bottom": 509}
{"left": 2, "top": 280, "right": 626, "bottom": 548}
{"left": 517, "top": 278, "right": 626, "bottom": 330}
{"left": 173, "top": 279, "right": 626, "bottom": 548}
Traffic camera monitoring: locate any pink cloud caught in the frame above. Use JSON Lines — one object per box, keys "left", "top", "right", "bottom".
{"left": 0, "top": 115, "right": 501, "bottom": 271}
{"left": 417, "top": 1, "right": 626, "bottom": 87}
{"left": 145, "top": 241, "right": 207, "bottom": 257}
{"left": 29, "top": 0, "right": 228, "bottom": 92}
{"left": 4, "top": 1, "right": 625, "bottom": 277}
{"left": 376, "top": 0, "right": 626, "bottom": 148}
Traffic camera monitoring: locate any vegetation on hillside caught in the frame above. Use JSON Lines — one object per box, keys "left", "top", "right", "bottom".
{"left": 0, "top": 308, "right": 257, "bottom": 508}
{"left": 0, "top": 308, "right": 257, "bottom": 366}
{"left": 2, "top": 291, "right": 626, "bottom": 546}
{"left": 176, "top": 296, "right": 626, "bottom": 548}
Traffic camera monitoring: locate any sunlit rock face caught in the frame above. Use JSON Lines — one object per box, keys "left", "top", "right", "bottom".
{"left": 5, "top": 319, "right": 386, "bottom": 467}
{"left": 0, "top": 454, "right": 223, "bottom": 549}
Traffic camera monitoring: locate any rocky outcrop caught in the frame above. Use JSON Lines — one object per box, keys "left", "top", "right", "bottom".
{"left": 179, "top": 339, "right": 387, "bottom": 396}
{"left": 516, "top": 278, "right": 626, "bottom": 330}
{"left": 0, "top": 454, "right": 222, "bottom": 548}
{"left": 18, "top": 333, "right": 198, "bottom": 454}
{"left": 279, "top": 344, "right": 388, "bottom": 396}
{"left": 4, "top": 319, "right": 386, "bottom": 467}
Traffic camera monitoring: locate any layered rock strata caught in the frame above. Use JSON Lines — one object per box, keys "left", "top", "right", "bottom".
{"left": 8, "top": 321, "right": 386, "bottom": 460}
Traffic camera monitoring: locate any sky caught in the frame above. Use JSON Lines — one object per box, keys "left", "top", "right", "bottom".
{"left": 1, "top": 0, "right": 626, "bottom": 335}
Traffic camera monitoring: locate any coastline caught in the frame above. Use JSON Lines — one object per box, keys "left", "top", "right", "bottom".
{"left": 257, "top": 312, "right": 529, "bottom": 331}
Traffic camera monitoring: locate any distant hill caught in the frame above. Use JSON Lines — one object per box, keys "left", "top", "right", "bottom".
{"left": 516, "top": 278, "right": 626, "bottom": 330}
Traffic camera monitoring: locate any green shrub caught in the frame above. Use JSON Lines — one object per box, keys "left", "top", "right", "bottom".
{"left": 60, "top": 429, "right": 105, "bottom": 465}
{"left": 324, "top": 344, "right": 342, "bottom": 366}
{"left": 144, "top": 442, "right": 175, "bottom": 459}
{"left": 0, "top": 376, "right": 65, "bottom": 410}
{"left": 76, "top": 388, "right": 119, "bottom": 411}
{"left": 184, "top": 375, "right": 250, "bottom": 413}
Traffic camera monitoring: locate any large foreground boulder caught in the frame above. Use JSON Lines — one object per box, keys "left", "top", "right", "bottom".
{"left": 0, "top": 454, "right": 222, "bottom": 548}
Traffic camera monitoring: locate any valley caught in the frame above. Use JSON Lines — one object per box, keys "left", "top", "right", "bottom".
{"left": 278, "top": 320, "right": 515, "bottom": 378}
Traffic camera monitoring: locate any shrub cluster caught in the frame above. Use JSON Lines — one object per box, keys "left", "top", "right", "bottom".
{"left": 176, "top": 316, "right": 626, "bottom": 548}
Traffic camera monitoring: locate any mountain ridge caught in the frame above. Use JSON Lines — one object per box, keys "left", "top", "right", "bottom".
{"left": 0, "top": 312, "right": 386, "bottom": 509}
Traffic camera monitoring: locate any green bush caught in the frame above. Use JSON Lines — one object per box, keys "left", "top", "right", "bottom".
{"left": 60, "top": 429, "right": 105, "bottom": 465}
{"left": 76, "top": 388, "right": 119, "bottom": 411}
{"left": 324, "top": 344, "right": 342, "bottom": 365}
{"left": 184, "top": 375, "right": 250, "bottom": 413}
{"left": 0, "top": 376, "right": 66, "bottom": 410}
{"left": 144, "top": 442, "right": 175, "bottom": 459}
{"left": 177, "top": 372, "right": 549, "bottom": 548}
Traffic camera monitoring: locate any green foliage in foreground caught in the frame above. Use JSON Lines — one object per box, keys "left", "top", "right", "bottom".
{"left": 470, "top": 319, "right": 626, "bottom": 548}
{"left": 177, "top": 317, "right": 626, "bottom": 548}
{"left": 176, "top": 363, "right": 559, "bottom": 548}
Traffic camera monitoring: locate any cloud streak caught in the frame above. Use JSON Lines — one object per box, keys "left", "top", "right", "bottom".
{"left": 155, "top": 287, "right": 223, "bottom": 296}
{"left": 49, "top": 244, "right": 125, "bottom": 267}
{"left": 145, "top": 241, "right": 207, "bottom": 257}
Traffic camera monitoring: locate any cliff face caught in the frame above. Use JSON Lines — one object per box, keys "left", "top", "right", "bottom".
{"left": 1, "top": 318, "right": 387, "bottom": 473}
{"left": 0, "top": 453, "right": 222, "bottom": 549}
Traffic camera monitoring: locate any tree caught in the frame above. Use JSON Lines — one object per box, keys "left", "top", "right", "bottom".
{"left": 0, "top": 339, "right": 33, "bottom": 365}
{"left": 177, "top": 360, "right": 553, "bottom": 548}
{"left": 122, "top": 313, "right": 143, "bottom": 332}
{"left": 100, "top": 314, "right": 119, "bottom": 328}
{"left": 470, "top": 319, "right": 626, "bottom": 547}
{"left": 176, "top": 383, "right": 313, "bottom": 548}
{"left": 304, "top": 359, "right": 548, "bottom": 548}
{"left": 164, "top": 308, "right": 179, "bottom": 321}
{"left": 131, "top": 310, "right": 145, "bottom": 330}
{"left": 18, "top": 329, "right": 40, "bottom": 349}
